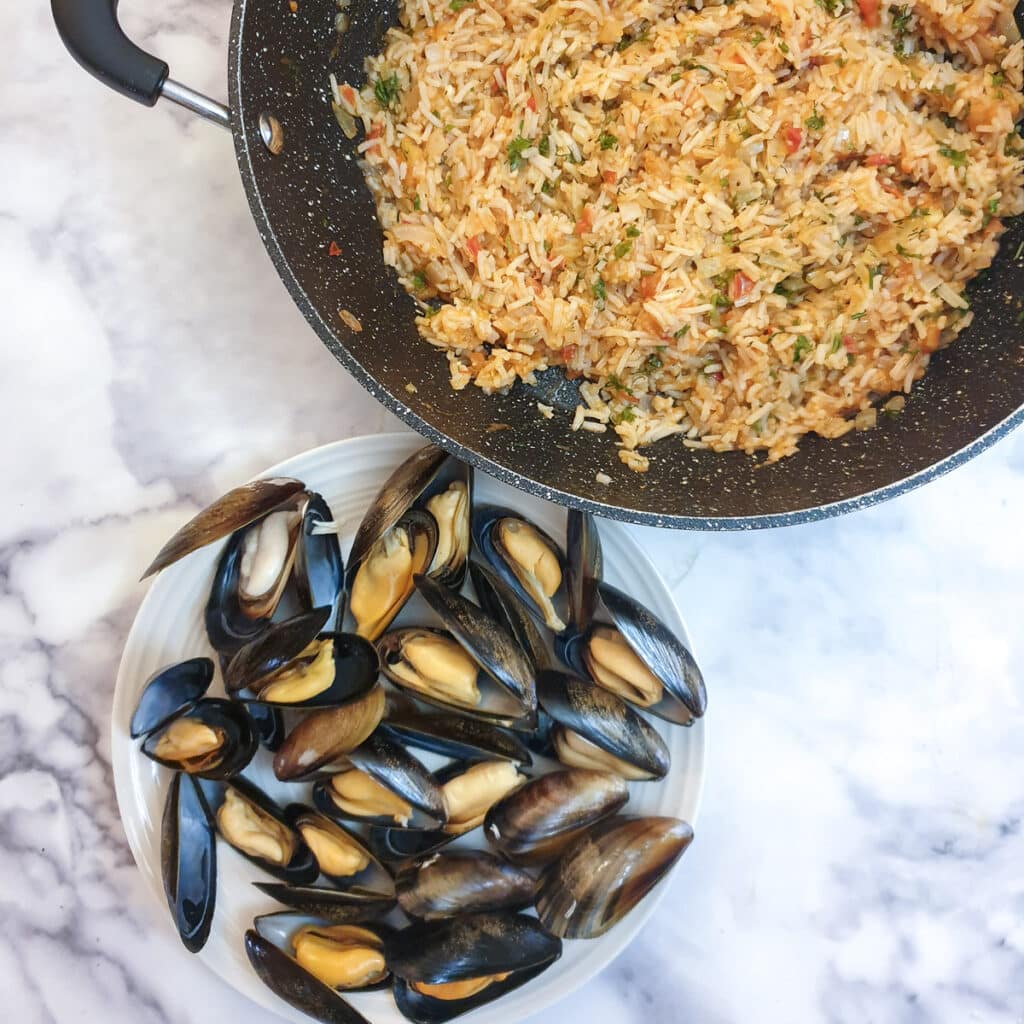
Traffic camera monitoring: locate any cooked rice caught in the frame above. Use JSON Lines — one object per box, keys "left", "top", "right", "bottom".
{"left": 335, "top": 0, "right": 1024, "bottom": 463}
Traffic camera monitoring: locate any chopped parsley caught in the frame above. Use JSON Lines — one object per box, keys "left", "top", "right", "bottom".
{"left": 614, "top": 407, "right": 637, "bottom": 424}
{"left": 681, "top": 59, "right": 714, "bottom": 74}
{"left": 411, "top": 271, "right": 427, "bottom": 290}
{"left": 869, "top": 264, "right": 885, "bottom": 287}
{"left": 541, "top": 179, "right": 555, "bottom": 195}
{"left": 605, "top": 372, "right": 631, "bottom": 393}
{"left": 938, "top": 145, "right": 968, "bottom": 167}
{"left": 673, "top": 326, "right": 690, "bottom": 339}
{"left": 599, "top": 132, "right": 618, "bottom": 150}
{"left": 614, "top": 240, "right": 633, "bottom": 259}
{"left": 507, "top": 136, "right": 531, "bottom": 170}
{"left": 890, "top": 6, "right": 912, "bottom": 39}
{"left": 805, "top": 109, "right": 825, "bottom": 132}
{"left": 830, "top": 335, "right": 843, "bottom": 353}
{"left": 710, "top": 292, "right": 732, "bottom": 309}
{"left": 815, "top": 0, "right": 843, "bottom": 15}
{"left": 778, "top": 40, "right": 790, "bottom": 54}
{"left": 750, "top": 30, "right": 765, "bottom": 45}
{"left": 626, "top": 225, "right": 641, "bottom": 238}
{"left": 793, "top": 335, "right": 813, "bottom": 362}
{"left": 896, "top": 243, "right": 921, "bottom": 259}
{"left": 992, "top": 70, "right": 1006, "bottom": 87}
{"left": 592, "top": 277, "right": 607, "bottom": 303}
{"left": 450, "top": 0, "right": 474, "bottom": 8}
{"left": 412, "top": 194, "right": 421, "bottom": 211}
{"left": 374, "top": 72, "right": 401, "bottom": 108}
{"left": 987, "top": 197, "right": 999, "bottom": 215}
{"left": 538, "top": 135, "right": 551, "bottom": 158}
{"left": 909, "top": 206, "right": 930, "bottom": 219}
{"left": 850, "top": 311, "right": 866, "bottom": 320}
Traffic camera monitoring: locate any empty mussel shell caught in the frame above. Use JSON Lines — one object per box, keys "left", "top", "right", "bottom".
{"left": 142, "top": 476, "right": 306, "bottom": 579}
{"left": 387, "top": 912, "right": 562, "bottom": 1024}
{"left": 201, "top": 776, "right": 318, "bottom": 885}
{"left": 254, "top": 913, "right": 392, "bottom": 992}
{"left": 538, "top": 670, "right": 670, "bottom": 781}
{"left": 437, "top": 759, "right": 527, "bottom": 835}
{"left": 245, "top": 928, "right": 373, "bottom": 1024}
{"left": 142, "top": 698, "right": 258, "bottom": 779}
{"left": 254, "top": 881, "right": 397, "bottom": 923}
{"left": 161, "top": 772, "right": 216, "bottom": 953}
{"left": 130, "top": 657, "right": 214, "bottom": 739}
{"left": 288, "top": 808, "right": 395, "bottom": 898}
{"left": 296, "top": 492, "right": 346, "bottom": 630}
{"left": 562, "top": 581, "right": 706, "bottom": 725}
{"left": 484, "top": 768, "right": 629, "bottom": 865}
{"left": 535, "top": 815, "right": 694, "bottom": 939}
{"left": 472, "top": 505, "right": 570, "bottom": 634}
{"left": 396, "top": 852, "right": 536, "bottom": 921}
{"left": 565, "top": 510, "right": 603, "bottom": 633}
{"left": 273, "top": 682, "right": 386, "bottom": 782}
{"left": 468, "top": 560, "right": 553, "bottom": 672}
{"left": 313, "top": 730, "right": 447, "bottom": 830}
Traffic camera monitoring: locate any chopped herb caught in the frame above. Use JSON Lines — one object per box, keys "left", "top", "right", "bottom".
{"left": 711, "top": 293, "right": 732, "bottom": 309}
{"left": 412, "top": 194, "right": 421, "bottom": 211}
{"left": 830, "top": 335, "right": 843, "bottom": 353}
{"left": 896, "top": 243, "right": 921, "bottom": 259}
{"left": 672, "top": 326, "right": 690, "bottom": 340}
{"left": 773, "top": 282, "right": 792, "bottom": 298}
{"left": 869, "top": 264, "right": 885, "bottom": 287}
{"left": 987, "top": 197, "right": 999, "bottom": 215}
{"left": 779, "top": 40, "right": 790, "bottom": 54}
{"left": 890, "top": 6, "right": 912, "bottom": 37}
{"left": 671, "top": 72, "right": 682, "bottom": 83}
{"left": 541, "top": 179, "right": 555, "bottom": 195}
{"left": 850, "top": 311, "right": 867, "bottom": 320}
{"left": 411, "top": 271, "right": 427, "bottom": 290}
{"left": 909, "top": 206, "right": 930, "bottom": 218}
{"left": 1015, "top": 240, "right": 1024, "bottom": 260}
{"left": 853, "top": 214, "right": 866, "bottom": 226}
{"left": 992, "top": 70, "right": 1006, "bottom": 87}
{"left": 722, "top": 229, "right": 739, "bottom": 244}
{"left": 507, "top": 136, "right": 531, "bottom": 170}
{"left": 1018, "top": 311, "right": 1024, "bottom": 323}
{"left": 805, "top": 109, "right": 825, "bottom": 132}
{"left": 626, "top": 225, "right": 641, "bottom": 238}
{"left": 750, "top": 30, "right": 765, "bottom": 45}
{"left": 374, "top": 72, "right": 401, "bottom": 108}
{"left": 815, "top": 0, "right": 843, "bottom": 15}
{"left": 938, "top": 145, "right": 968, "bottom": 167}
{"left": 538, "top": 135, "right": 551, "bottom": 158}
{"left": 599, "top": 132, "right": 618, "bottom": 150}
{"left": 449, "top": 0, "right": 474, "bottom": 9}
{"left": 614, "top": 240, "right": 633, "bottom": 259}
{"left": 605, "top": 372, "right": 631, "bottom": 393}
{"left": 682, "top": 59, "right": 714, "bottom": 74}
{"left": 593, "top": 277, "right": 607, "bottom": 303}
{"left": 614, "top": 407, "right": 637, "bottom": 424}
{"left": 793, "top": 335, "right": 813, "bottom": 362}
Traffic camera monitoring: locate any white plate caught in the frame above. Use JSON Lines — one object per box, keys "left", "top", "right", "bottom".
{"left": 112, "top": 432, "right": 706, "bottom": 1024}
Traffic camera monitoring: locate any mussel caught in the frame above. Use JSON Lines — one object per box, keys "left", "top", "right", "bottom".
{"left": 438, "top": 760, "right": 527, "bottom": 835}
{"left": 289, "top": 808, "right": 395, "bottom": 897}
{"left": 161, "top": 772, "right": 216, "bottom": 953}
{"left": 538, "top": 670, "right": 669, "bottom": 781}
{"left": 535, "top": 815, "right": 693, "bottom": 939}
{"left": 396, "top": 852, "right": 536, "bottom": 921}
{"left": 141, "top": 698, "right": 258, "bottom": 779}
{"left": 130, "top": 657, "right": 214, "bottom": 739}
{"left": 273, "top": 682, "right": 386, "bottom": 782}
{"left": 565, "top": 510, "right": 603, "bottom": 633}
{"left": 484, "top": 769, "right": 629, "bottom": 865}
{"left": 254, "top": 881, "right": 396, "bottom": 923}
{"left": 472, "top": 505, "right": 569, "bottom": 633}
{"left": 561, "top": 581, "right": 706, "bottom": 725}
{"left": 313, "top": 730, "right": 447, "bottom": 830}
{"left": 387, "top": 912, "right": 562, "bottom": 1024}
{"left": 468, "top": 560, "right": 552, "bottom": 672}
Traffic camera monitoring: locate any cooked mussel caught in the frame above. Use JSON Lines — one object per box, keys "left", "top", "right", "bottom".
{"left": 473, "top": 506, "right": 569, "bottom": 633}
{"left": 396, "top": 852, "right": 536, "bottom": 921}
{"left": 565, "top": 510, "right": 603, "bottom": 633}
{"left": 254, "top": 913, "right": 391, "bottom": 992}
{"left": 254, "top": 881, "right": 396, "bottom": 923}
{"left": 484, "top": 769, "right": 628, "bottom": 865}
{"left": 538, "top": 670, "right": 669, "bottom": 781}
{"left": 366, "top": 824, "right": 459, "bottom": 864}
{"left": 348, "top": 511, "right": 437, "bottom": 642}
{"left": 387, "top": 912, "right": 562, "bottom": 1024}
{"left": 161, "top": 772, "right": 217, "bottom": 953}
{"left": 468, "top": 560, "right": 552, "bottom": 672}
{"left": 130, "top": 657, "right": 214, "bottom": 739}
{"left": 273, "top": 682, "right": 386, "bottom": 782}
{"left": 439, "top": 760, "right": 526, "bottom": 835}
{"left": 296, "top": 492, "right": 346, "bottom": 629}
{"left": 289, "top": 808, "right": 395, "bottom": 897}
{"left": 535, "top": 816, "right": 693, "bottom": 939}
{"left": 142, "top": 698, "right": 258, "bottom": 779}
{"left": 562, "top": 581, "right": 706, "bottom": 725}
{"left": 312, "top": 730, "right": 446, "bottom": 830}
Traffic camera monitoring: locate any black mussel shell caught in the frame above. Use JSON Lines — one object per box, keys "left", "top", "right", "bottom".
{"left": 142, "top": 476, "right": 306, "bottom": 579}
{"left": 130, "top": 657, "right": 214, "bottom": 739}
{"left": 468, "top": 560, "right": 552, "bottom": 672}
{"left": 396, "top": 852, "right": 537, "bottom": 921}
{"left": 161, "top": 773, "right": 216, "bottom": 953}
{"left": 366, "top": 824, "right": 458, "bottom": 864}
{"left": 246, "top": 701, "right": 286, "bottom": 751}
{"left": 296, "top": 492, "right": 346, "bottom": 630}
{"left": 244, "top": 928, "right": 373, "bottom": 1024}
{"left": 565, "top": 510, "right": 603, "bottom": 633}
{"left": 200, "top": 776, "right": 318, "bottom": 885}
{"left": 413, "top": 575, "right": 536, "bottom": 722}
{"left": 417, "top": 456, "right": 473, "bottom": 590}
{"left": 472, "top": 505, "right": 570, "bottom": 635}
{"left": 142, "top": 698, "right": 258, "bottom": 780}
{"left": 537, "top": 670, "right": 670, "bottom": 781}
{"left": 254, "top": 882, "right": 397, "bottom": 923}
{"left": 517, "top": 708, "right": 555, "bottom": 759}
{"left": 223, "top": 607, "right": 331, "bottom": 694}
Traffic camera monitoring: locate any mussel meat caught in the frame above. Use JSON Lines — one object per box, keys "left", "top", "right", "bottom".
{"left": 439, "top": 760, "right": 526, "bottom": 834}
{"left": 323, "top": 770, "right": 412, "bottom": 827}
{"left": 290, "top": 809, "right": 395, "bottom": 897}
{"left": 468, "top": 560, "right": 552, "bottom": 673}
{"left": 535, "top": 815, "right": 693, "bottom": 939}
{"left": 130, "top": 657, "right": 213, "bottom": 739}
{"left": 142, "top": 698, "right": 258, "bottom": 780}
{"left": 424, "top": 479, "right": 470, "bottom": 588}
{"left": 396, "top": 852, "right": 536, "bottom": 921}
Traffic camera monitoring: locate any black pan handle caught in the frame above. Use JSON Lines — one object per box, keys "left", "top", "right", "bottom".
{"left": 51, "top": 0, "right": 230, "bottom": 126}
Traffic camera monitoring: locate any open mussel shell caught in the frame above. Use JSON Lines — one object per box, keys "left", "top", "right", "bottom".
{"left": 142, "top": 476, "right": 306, "bottom": 579}
{"left": 255, "top": 882, "right": 397, "bottom": 923}
{"left": 244, "top": 928, "right": 373, "bottom": 1024}
{"left": 472, "top": 505, "right": 570, "bottom": 634}
{"left": 536, "top": 815, "right": 694, "bottom": 939}
{"left": 378, "top": 627, "right": 532, "bottom": 730}
{"left": 130, "top": 657, "right": 214, "bottom": 738}
{"left": 296, "top": 492, "right": 346, "bottom": 629}
{"left": 366, "top": 824, "right": 459, "bottom": 864}
{"left": 387, "top": 912, "right": 562, "bottom": 1024}
{"left": 468, "top": 560, "right": 552, "bottom": 672}
{"left": 288, "top": 807, "right": 396, "bottom": 898}
{"left": 538, "top": 670, "right": 670, "bottom": 781}
{"left": 161, "top": 772, "right": 216, "bottom": 953}
{"left": 413, "top": 574, "right": 537, "bottom": 723}
{"left": 396, "top": 852, "right": 536, "bottom": 921}
{"left": 347, "top": 510, "right": 438, "bottom": 642}
{"left": 206, "top": 528, "right": 272, "bottom": 657}
{"left": 418, "top": 456, "right": 472, "bottom": 590}
{"left": 273, "top": 682, "right": 386, "bottom": 782}
{"left": 142, "top": 698, "right": 258, "bottom": 779}
{"left": 200, "top": 776, "right": 318, "bottom": 885}
{"left": 254, "top": 913, "right": 393, "bottom": 993}
{"left": 563, "top": 581, "right": 706, "bottom": 725}
{"left": 313, "top": 730, "right": 447, "bottom": 830}
{"left": 436, "top": 758, "right": 528, "bottom": 836}
{"left": 222, "top": 607, "right": 327, "bottom": 695}
{"left": 381, "top": 696, "right": 532, "bottom": 766}
{"left": 565, "top": 510, "right": 603, "bottom": 633}
{"left": 484, "top": 768, "right": 629, "bottom": 865}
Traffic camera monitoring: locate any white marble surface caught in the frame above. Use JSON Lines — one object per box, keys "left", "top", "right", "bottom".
{"left": 5, "top": 2, "right": 1024, "bottom": 1023}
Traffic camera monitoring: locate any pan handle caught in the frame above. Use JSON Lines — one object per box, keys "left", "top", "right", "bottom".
{"left": 51, "top": 0, "right": 230, "bottom": 128}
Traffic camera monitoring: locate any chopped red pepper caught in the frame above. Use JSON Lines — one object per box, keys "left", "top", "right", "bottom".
{"left": 575, "top": 206, "right": 594, "bottom": 236}
{"left": 465, "top": 236, "right": 482, "bottom": 260}
{"left": 865, "top": 153, "right": 894, "bottom": 167}
{"left": 729, "top": 271, "right": 754, "bottom": 302}
{"left": 328, "top": 241, "right": 343, "bottom": 257}
{"left": 339, "top": 85, "right": 357, "bottom": 108}
{"left": 783, "top": 126, "right": 803, "bottom": 154}
{"left": 856, "top": 0, "right": 879, "bottom": 27}
{"left": 603, "top": 170, "right": 618, "bottom": 185}
{"left": 526, "top": 95, "right": 537, "bottom": 112}
{"left": 842, "top": 335, "right": 857, "bottom": 352}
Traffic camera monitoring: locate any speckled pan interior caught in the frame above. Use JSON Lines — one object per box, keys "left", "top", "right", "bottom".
{"left": 228, "top": 0, "right": 1024, "bottom": 529}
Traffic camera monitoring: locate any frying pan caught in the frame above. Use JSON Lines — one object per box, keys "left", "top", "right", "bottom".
{"left": 51, "top": 0, "right": 1024, "bottom": 528}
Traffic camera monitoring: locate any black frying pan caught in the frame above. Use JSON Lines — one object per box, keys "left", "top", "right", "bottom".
{"left": 51, "top": 0, "right": 1024, "bottom": 528}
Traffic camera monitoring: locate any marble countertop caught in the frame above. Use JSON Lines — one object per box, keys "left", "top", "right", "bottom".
{"left": 7, "top": 2, "right": 1024, "bottom": 1022}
